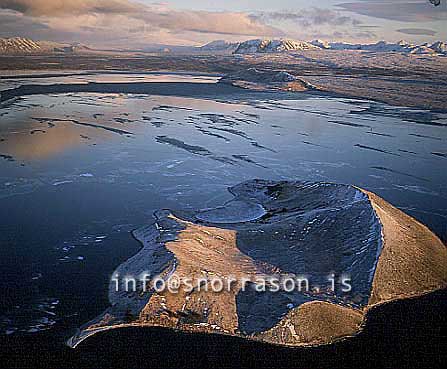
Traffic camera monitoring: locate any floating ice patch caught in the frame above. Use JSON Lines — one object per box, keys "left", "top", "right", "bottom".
{"left": 1, "top": 298, "right": 59, "bottom": 335}
{"left": 31, "top": 273, "right": 42, "bottom": 281}
{"left": 195, "top": 200, "right": 267, "bottom": 223}
{"left": 52, "top": 180, "right": 73, "bottom": 186}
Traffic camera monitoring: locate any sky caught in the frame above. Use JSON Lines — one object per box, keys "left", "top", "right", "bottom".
{"left": 0, "top": 0, "right": 446, "bottom": 47}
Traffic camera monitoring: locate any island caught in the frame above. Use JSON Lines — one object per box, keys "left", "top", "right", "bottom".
{"left": 68, "top": 179, "right": 447, "bottom": 348}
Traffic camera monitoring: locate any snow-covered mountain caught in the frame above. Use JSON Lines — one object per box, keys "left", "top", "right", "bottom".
{"left": 233, "top": 38, "right": 446, "bottom": 55}
{"left": 430, "top": 41, "right": 447, "bottom": 54}
{"left": 0, "top": 37, "right": 41, "bottom": 54}
{"left": 324, "top": 40, "right": 416, "bottom": 52}
{"left": 234, "top": 39, "right": 319, "bottom": 54}
{"left": 310, "top": 39, "right": 331, "bottom": 49}
{"left": 0, "top": 37, "right": 96, "bottom": 54}
{"left": 2, "top": 36, "right": 445, "bottom": 56}
{"left": 310, "top": 39, "right": 447, "bottom": 55}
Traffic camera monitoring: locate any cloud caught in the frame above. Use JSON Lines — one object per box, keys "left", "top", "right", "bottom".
{"left": 0, "top": 9, "right": 49, "bottom": 37}
{"left": 337, "top": 1, "right": 447, "bottom": 22}
{"left": 249, "top": 7, "right": 375, "bottom": 42}
{"left": 0, "top": 1, "right": 441, "bottom": 46}
{"left": 0, "top": 0, "right": 139, "bottom": 16}
{"left": 306, "top": 28, "right": 377, "bottom": 41}
{"left": 253, "top": 7, "right": 363, "bottom": 27}
{"left": 0, "top": 0, "right": 281, "bottom": 42}
{"left": 397, "top": 28, "right": 437, "bottom": 36}
{"left": 136, "top": 10, "right": 280, "bottom": 36}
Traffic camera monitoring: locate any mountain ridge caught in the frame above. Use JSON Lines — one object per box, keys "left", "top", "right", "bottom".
{"left": 231, "top": 38, "right": 447, "bottom": 55}
{"left": 0, "top": 37, "right": 41, "bottom": 54}
{"left": 1, "top": 37, "right": 446, "bottom": 56}
{"left": 234, "top": 39, "right": 319, "bottom": 54}
{"left": 0, "top": 37, "right": 94, "bottom": 54}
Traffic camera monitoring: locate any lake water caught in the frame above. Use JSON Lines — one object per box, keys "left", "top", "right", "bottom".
{"left": 0, "top": 72, "right": 446, "bottom": 340}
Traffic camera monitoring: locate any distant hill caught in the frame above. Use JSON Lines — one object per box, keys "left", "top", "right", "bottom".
{"left": 144, "top": 41, "right": 239, "bottom": 54}
{"left": 53, "top": 43, "right": 93, "bottom": 53}
{"left": 199, "top": 40, "right": 240, "bottom": 53}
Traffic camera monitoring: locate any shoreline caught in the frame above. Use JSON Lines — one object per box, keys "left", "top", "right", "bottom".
{"left": 1, "top": 50, "right": 446, "bottom": 110}
{"left": 1, "top": 287, "right": 445, "bottom": 368}
{"left": 1, "top": 78, "right": 446, "bottom": 115}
